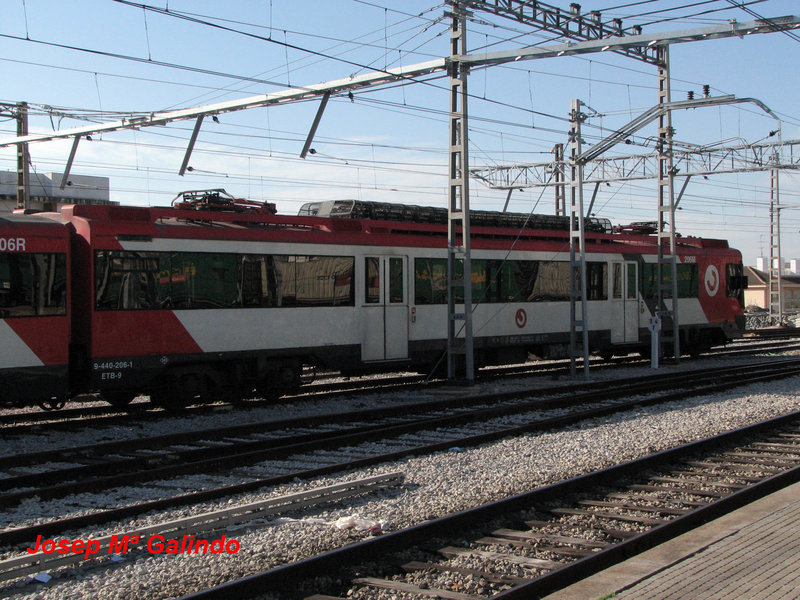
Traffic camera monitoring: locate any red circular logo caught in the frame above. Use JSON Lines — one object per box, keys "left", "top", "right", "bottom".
{"left": 515, "top": 308, "right": 527, "bottom": 328}
{"left": 704, "top": 265, "right": 719, "bottom": 297}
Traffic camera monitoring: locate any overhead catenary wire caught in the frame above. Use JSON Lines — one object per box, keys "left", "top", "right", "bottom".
{"left": 3, "top": 0, "right": 798, "bottom": 256}
{"left": 724, "top": 0, "right": 800, "bottom": 44}
{"left": 168, "top": 9, "right": 449, "bottom": 108}
{"left": 6, "top": 0, "right": 798, "bottom": 139}
{"left": 109, "top": 0, "right": 447, "bottom": 89}
{"left": 633, "top": 1, "right": 772, "bottom": 29}
{"left": 0, "top": 32, "right": 297, "bottom": 91}
{"left": 605, "top": 0, "right": 768, "bottom": 25}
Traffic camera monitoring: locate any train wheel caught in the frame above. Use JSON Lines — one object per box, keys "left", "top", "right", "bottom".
{"left": 301, "top": 365, "right": 317, "bottom": 385}
{"left": 260, "top": 388, "right": 284, "bottom": 402}
{"left": 150, "top": 371, "right": 207, "bottom": 409}
{"left": 598, "top": 349, "right": 615, "bottom": 361}
{"left": 258, "top": 364, "right": 301, "bottom": 402}
{"left": 254, "top": 379, "right": 283, "bottom": 402}
{"left": 37, "top": 398, "right": 67, "bottom": 411}
{"left": 102, "top": 391, "right": 137, "bottom": 408}
{"left": 150, "top": 389, "right": 187, "bottom": 410}
{"left": 278, "top": 364, "right": 302, "bottom": 389}
{"left": 216, "top": 386, "right": 244, "bottom": 404}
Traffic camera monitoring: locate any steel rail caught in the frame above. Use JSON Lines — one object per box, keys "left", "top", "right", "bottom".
{"left": 492, "top": 454, "right": 800, "bottom": 597}
{"left": 2, "top": 359, "right": 799, "bottom": 547}
{"left": 2, "top": 338, "right": 795, "bottom": 433}
{"left": 1, "top": 358, "right": 796, "bottom": 499}
{"left": 177, "top": 410, "right": 800, "bottom": 599}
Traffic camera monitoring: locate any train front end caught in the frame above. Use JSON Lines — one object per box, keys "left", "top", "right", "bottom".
{"left": 0, "top": 213, "right": 70, "bottom": 408}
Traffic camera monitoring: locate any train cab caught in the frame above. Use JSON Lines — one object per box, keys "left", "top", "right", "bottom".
{"left": 0, "top": 213, "right": 70, "bottom": 408}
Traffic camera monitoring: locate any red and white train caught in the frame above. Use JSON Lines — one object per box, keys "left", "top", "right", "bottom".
{"left": 0, "top": 190, "right": 746, "bottom": 409}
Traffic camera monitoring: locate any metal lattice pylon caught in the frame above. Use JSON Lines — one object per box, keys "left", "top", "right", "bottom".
{"left": 446, "top": 7, "right": 475, "bottom": 383}
{"left": 655, "top": 46, "right": 680, "bottom": 364}
{"left": 568, "top": 100, "right": 590, "bottom": 377}
{"left": 769, "top": 161, "right": 783, "bottom": 324}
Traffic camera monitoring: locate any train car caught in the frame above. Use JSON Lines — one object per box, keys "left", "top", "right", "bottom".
{"left": 0, "top": 212, "right": 70, "bottom": 409}
{"left": 53, "top": 192, "right": 745, "bottom": 408}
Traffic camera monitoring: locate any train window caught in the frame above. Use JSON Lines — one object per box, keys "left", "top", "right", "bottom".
{"left": 273, "top": 256, "right": 297, "bottom": 306}
{"left": 365, "top": 257, "right": 380, "bottom": 304}
{"left": 641, "top": 263, "right": 698, "bottom": 298}
{"left": 529, "top": 261, "right": 569, "bottom": 302}
{"left": 497, "top": 260, "right": 538, "bottom": 301}
{"left": 0, "top": 253, "right": 66, "bottom": 317}
{"left": 414, "top": 258, "right": 603, "bottom": 304}
{"left": 240, "top": 255, "right": 280, "bottom": 307}
{"left": 586, "top": 262, "right": 608, "bottom": 300}
{"left": 726, "top": 263, "right": 747, "bottom": 302}
{"left": 296, "top": 256, "right": 355, "bottom": 306}
{"left": 627, "top": 263, "right": 637, "bottom": 299}
{"left": 612, "top": 263, "right": 622, "bottom": 299}
{"left": 471, "top": 259, "right": 488, "bottom": 303}
{"left": 414, "top": 258, "right": 488, "bottom": 304}
{"left": 641, "top": 264, "right": 659, "bottom": 298}
{"left": 389, "top": 258, "right": 403, "bottom": 303}
{"left": 95, "top": 251, "right": 167, "bottom": 310}
{"left": 677, "top": 264, "right": 698, "bottom": 297}
{"left": 170, "top": 252, "right": 238, "bottom": 309}
{"left": 482, "top": 261, "right": 502, "bottom": 303}
{"left": 239, "top": 255, "right": 354, "bottom": 308}
{"left": 414, "top": 258, "right": 448, "bottom": 304}
{"left": 96, "top": 251, "right": 355, "bottom": 310}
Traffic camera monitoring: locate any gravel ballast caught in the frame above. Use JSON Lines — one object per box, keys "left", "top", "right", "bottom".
{"left": 2, "top": 357, "right": 799, "bottom": 599}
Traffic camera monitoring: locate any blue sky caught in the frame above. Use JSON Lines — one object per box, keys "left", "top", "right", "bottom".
{"left": 1, "top": 0, "right": 799, "bottom": 266}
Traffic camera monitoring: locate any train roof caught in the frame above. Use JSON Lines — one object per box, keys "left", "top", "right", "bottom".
{"left": 0, "top": 211, "right": 72, "bottom": 238}
{"left": 0, "top": 211, "right": 66, "bottom": 226}
{"left": 297, "top": 199, "right": 614, "bottom": 234}
{"left": 62, "top": 195, "right": 614, "bottom": 234}
{"left": 55, "top": 192, "right": 733, "bottom": 253}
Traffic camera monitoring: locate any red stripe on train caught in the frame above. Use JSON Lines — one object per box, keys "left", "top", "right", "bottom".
{"left": 5, "top": 317, "right": 70, "bottom": 365}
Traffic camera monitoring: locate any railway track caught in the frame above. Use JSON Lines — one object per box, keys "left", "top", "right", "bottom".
{"left": 1, "top": 337, "right": 796, "bottom": 435}
{"left": 2, "top": 357, "right": 799, "bottom": 554}
{"left": 177, "top": 411, "right": 800, "bottom": 600}
{"left": 744, "top": 326, "right": 800, "bottom": 339}
{"left": 0, "top": 371, "right": 420, "bottom": 432}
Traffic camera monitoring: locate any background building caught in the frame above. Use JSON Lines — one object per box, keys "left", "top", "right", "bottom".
{"left": 745, "top": 262, "right": 800, "bottom": 311}
{"left": 0, "top": 170, "right": 113, "bottom": 213}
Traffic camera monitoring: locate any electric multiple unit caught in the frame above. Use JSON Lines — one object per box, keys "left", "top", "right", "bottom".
{"left": 0, "top": 192, "right": 746, "bottom": 409}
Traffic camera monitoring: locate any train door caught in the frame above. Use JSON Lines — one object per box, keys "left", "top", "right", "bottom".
{"left": 362, "top": 256, "right": 409, "bottom": 361}
{"left": 611, "top": 261, "right": 639, "bottom": 344}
